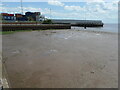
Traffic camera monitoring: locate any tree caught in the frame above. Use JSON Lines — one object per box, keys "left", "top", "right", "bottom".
{"left": 42, "top": 19, "right": 52, "bottom": 24}
{"left": 27, "top": 16, "right": 35, "bottom": 21}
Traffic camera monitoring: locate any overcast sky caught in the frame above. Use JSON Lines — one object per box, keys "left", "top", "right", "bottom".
{"left": 0, "top": 0, "right": 119, "bottom": 23}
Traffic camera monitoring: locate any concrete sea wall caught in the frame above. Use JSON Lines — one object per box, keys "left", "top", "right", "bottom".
{"left": 52, "top": 19, "right": 104, "bottom": 27}
{"left": 2, "top": 24, "right": 71, "bottom": 31}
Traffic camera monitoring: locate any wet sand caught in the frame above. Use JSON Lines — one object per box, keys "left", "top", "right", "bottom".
{"left": 2, "top": 29, "right": 118, "bottom": 88}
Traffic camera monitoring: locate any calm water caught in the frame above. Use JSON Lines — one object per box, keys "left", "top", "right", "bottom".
{"left": 72, "top": 24, "right": 118, "bottom": 33}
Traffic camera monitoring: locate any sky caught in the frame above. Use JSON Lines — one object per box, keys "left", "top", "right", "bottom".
{"left": 0, "top": 0, "right": 119, "bottom": 23}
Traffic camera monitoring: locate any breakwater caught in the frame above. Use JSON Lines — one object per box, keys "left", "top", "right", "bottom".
{"left": 2, "top": 24, "right": 71, "bottom": 31}
{"left": 52, "top": 19, "right": 104, "bottom": 27}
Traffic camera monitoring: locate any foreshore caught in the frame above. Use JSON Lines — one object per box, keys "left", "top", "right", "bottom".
{"left": 2, "top": 29, "right": 118, "bottom": 88}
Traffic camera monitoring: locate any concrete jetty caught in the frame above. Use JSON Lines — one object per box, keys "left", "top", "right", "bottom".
{"left": 52, "top": 19, "right": 104, "bottom": 27}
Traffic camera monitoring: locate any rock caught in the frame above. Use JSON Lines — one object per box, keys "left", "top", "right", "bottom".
{"left": 90, "top": 71, "right": 95, "bottom": 74}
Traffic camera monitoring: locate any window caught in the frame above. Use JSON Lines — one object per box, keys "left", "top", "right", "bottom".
{"left": 4, "top": 16, "right": 6, "bottom": 19}
{"left": 8, "top": 17, "right": 10, "bottom": 19}
{"left": 11, "top": 17, "right": 13, "bottom": 19}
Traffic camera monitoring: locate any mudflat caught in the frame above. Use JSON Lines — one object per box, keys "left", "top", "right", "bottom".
{"left": 2, "top": 30, "right": 118, "bottom": 88}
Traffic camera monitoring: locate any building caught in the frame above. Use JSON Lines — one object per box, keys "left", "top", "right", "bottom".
{"left": 25, "top": 12, "right": 41, "bottom": 21}
{"left": 1, "top": 12, "right": 45, "bottom": 21}
{"left": 1, "top": 13, "right": 16, "bottom": 21}
{"left": 15, "top": 14, "right": 28, "bottom": 21}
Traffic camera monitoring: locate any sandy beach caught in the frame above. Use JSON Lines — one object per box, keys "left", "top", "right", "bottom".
{"left": 2, "top": 29, "right": 118, "bottom": 88}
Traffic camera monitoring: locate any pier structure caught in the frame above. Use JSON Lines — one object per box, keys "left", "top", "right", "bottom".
{"left": 51, "top": 19, "right": 104, "bottom": 27}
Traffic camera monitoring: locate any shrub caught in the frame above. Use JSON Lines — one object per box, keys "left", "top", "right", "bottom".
{"left": 42, "top": 19, "right": 52, "bottom": 24}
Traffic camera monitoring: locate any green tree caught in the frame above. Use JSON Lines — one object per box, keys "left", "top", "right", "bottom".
{"left": 27, "top": 16, "right": 35, "bottom": 21}
{"left": 42, "top": 19, "right": 52, "bottom": 24}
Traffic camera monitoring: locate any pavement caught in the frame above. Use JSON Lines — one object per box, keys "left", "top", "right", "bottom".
{"left": 0, "top": 35, "right": 2, "bottom": 88}
{"left": 0, "top": 35, "right": 9, "bottom": 88}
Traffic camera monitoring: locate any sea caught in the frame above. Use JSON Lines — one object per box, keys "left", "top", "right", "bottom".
{"left": 72, "top": 23, "right": 118, "bottom": 33}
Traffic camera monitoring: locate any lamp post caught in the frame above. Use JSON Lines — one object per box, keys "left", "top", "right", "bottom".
{"left": 50, "top": 8, "right": 51, "bottom": 19}
{"left": 84, "top": 6, "right": 86, "bottom": 29}
{"left": 21, "top": 0, "right": 23, "bottom": 14}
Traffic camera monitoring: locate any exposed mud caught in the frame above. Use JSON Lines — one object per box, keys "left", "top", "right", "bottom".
{"left": 2, "top": 30, "right": 118, "bottom": 88}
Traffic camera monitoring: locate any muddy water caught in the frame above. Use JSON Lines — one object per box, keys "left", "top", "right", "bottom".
{"left": 3, "top": 30, "right": 118, "bottom": 88}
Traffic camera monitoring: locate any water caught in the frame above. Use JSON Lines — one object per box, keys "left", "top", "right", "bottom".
{"left": 72, "top": 23, "right": 118, "bottom": 33}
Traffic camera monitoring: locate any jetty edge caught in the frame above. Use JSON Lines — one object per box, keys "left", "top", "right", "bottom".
{"left": 51, "top": 19, "right": 104, "bottom": 27}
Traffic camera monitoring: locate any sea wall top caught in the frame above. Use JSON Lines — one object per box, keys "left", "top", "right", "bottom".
{"left": 51, "top": 19, "right": 103, "bottom": 25}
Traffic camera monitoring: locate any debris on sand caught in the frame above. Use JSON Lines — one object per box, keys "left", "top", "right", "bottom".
{"left": 90, "top": 71, "right": 95, "bottom": 74}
